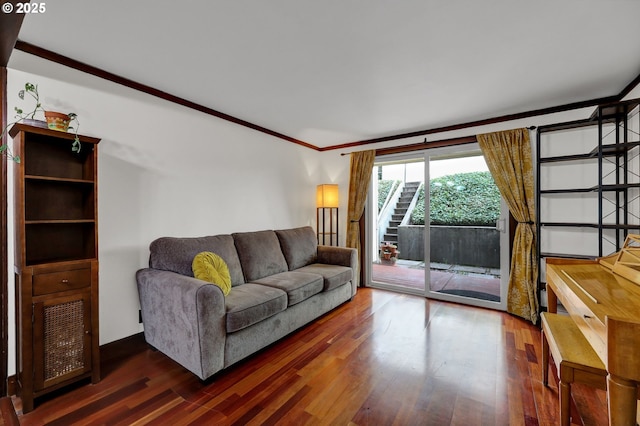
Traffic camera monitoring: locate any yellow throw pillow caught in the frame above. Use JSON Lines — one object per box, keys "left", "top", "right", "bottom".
{"left": 192, "top": 252, "right": 232, "bottom": 296}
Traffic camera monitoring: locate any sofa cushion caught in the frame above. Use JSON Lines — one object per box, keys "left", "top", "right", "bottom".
{"left": 295, "top": 264, "right": 353, "bottom": 291}
{"left": 252, "top": 271, "right": 323, "bottom": 306}
{"left": 149, "top": 235, "right": 245, "bottom": 286}
{"left": 232, "top": 230, "right": 289, "bottom": 281}
{"left": 275, "top": 226, "right": 318, "bottom": 270}
{"left": 225, "top": 284, "right": 287, "bottom": 333}
{"left": 192, "top": 252, "right": 232, "bottom": 295}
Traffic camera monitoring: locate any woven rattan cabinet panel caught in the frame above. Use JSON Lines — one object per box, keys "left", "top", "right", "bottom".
{"left": 10, "top": 124, "right": 101, "bottom": 413}
{"left": 33, "top": 291, "right": 92, "bottom": 391}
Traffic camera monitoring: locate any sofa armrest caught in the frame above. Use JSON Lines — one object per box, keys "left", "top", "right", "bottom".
{"left": 317, "top": 245, "right": 359, "bottom": 290}
{"left": 136, "top": 268, "right": 226, "bottom": 379}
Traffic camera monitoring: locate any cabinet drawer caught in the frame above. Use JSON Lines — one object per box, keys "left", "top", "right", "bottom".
{"left": 33, "top": 268, "right": 91, "bottom": 296}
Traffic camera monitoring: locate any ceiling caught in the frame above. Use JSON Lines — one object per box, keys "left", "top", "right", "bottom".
{"left": 11, "top": 0, "right": 640, "bottom": 148}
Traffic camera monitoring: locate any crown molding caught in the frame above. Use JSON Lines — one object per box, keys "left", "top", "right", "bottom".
{"left": 13, "top": 41, "right": 319, "bottom": 151}
{"left": 12, "top": 41, "right": 640, "bottom": 154}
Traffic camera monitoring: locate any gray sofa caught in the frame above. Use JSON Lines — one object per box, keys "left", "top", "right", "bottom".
{"left": 136, "top": 226, "right": 358, "bottom": 380}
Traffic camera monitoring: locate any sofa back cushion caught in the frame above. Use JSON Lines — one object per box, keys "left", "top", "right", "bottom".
{"left": 275, "top": 226, "right": 318, "bottom": 270}
{"left": 149, "top": 235, "right": 245, "bottom": 286}
{"left": 232, "top": 230, "right": 288, "bottom": 282}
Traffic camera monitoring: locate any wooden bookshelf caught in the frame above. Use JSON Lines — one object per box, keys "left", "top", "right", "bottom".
{"left": 9, "top": 124, "right": 101, "bottom": 413}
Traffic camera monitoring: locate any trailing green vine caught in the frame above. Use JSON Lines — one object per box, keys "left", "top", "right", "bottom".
{"left": 0, "top": 82, "right": 81, "bottom": 163}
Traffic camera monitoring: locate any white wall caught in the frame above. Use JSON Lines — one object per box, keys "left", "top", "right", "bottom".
{"left": 5, "top": 53, "right": 339, "bottom": 375}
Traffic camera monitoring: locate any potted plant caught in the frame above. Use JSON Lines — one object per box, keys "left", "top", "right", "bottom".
{"left": 380, "top": 242, "right": 399, "bottom": 265}
{"left": 0, "top": 82, "right": 81, "bottom": 163}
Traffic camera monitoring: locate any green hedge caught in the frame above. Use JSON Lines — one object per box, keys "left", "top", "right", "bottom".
{"left": 410, "top": 171, "right": 500, "bottom": 226}
{"left": 378, "top": 180, "right": 400, "bottom": 211}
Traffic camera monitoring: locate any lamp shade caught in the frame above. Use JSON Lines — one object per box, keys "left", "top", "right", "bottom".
{"left": 316, "top": 184, "right": 339, "bottom": 208}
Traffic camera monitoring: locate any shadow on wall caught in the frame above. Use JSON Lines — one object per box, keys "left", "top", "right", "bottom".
{"left": 98, "top": 152, "right": 147, "bottom": 345}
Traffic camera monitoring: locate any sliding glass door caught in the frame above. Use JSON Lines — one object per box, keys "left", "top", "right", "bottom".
{"left": 425, "top": 146, "right": 508, "bottom": 310}
{"left": 367, "top": 145, "right": 508, "bottom": 310}
{"left": 369, "top": 157, "right": 426, "bottom": 294}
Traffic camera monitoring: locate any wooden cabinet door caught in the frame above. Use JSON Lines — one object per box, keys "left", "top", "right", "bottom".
{"left": 32, "top": 291, "right": 93, "bottom": 391}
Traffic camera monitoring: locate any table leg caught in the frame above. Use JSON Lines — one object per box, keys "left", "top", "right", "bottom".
{"left": 608, "top": 374, "right": 638, "bottom": 426}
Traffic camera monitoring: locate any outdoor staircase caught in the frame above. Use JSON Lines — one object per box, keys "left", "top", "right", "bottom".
{"left": 383, "top": 181, "right": 420, "bottom": 244}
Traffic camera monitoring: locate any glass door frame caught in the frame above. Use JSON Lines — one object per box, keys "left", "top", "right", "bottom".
{"left": 425, "top": 144, "right": 509, "bottom": 311}
{"left": 364, "top": 145, "right": 509, "bottom": 311}
{"left": 366, "top": 152, "right": 427, "bottom": 297}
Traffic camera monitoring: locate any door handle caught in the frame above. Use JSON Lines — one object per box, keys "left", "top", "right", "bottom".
{"left": 496, "top": 218, "right": 506, "bottom": 233}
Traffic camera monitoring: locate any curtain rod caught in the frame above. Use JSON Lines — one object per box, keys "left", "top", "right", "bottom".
{"left": 339, "top": 126, "right": 537, "bottom": 156}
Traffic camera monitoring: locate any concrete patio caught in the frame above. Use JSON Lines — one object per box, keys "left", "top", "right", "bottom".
{"left": 371, "top": 259, "right": 501, "bottom": 301}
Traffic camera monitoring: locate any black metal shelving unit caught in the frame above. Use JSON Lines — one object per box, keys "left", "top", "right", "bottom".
{"left": 536, "top": 98, "right": 640, "bottom": 297}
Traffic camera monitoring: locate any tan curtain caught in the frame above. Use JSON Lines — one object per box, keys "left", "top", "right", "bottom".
{"left": 346, "top": 150, "right": 376, "bottom": 256}
{"left": 477, "top": 128, "right": 538, "bottom": 323}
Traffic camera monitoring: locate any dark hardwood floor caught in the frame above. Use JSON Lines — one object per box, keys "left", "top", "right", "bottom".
{"left": 10, "top": 288, "right": 607, "bottom": 425}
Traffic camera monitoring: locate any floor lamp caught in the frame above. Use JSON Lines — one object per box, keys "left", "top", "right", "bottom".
{"left": 316, "top": 184, "right": 339, "bottom": 246}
